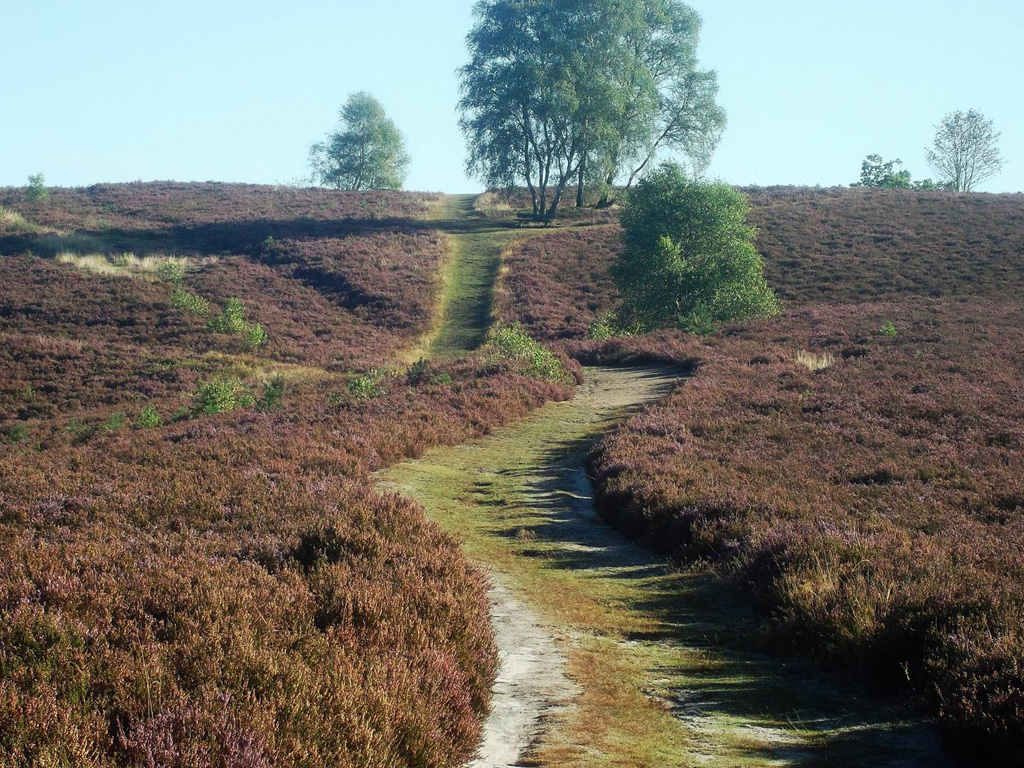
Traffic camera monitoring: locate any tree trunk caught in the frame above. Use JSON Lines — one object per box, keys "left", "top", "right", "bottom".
{"left": 576, "top": 155, "right": 586, "bottom": 208}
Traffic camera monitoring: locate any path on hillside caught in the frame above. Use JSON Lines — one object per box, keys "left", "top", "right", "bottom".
{"left": 379, "top": 366, "right": 951, "bottom": 768}
{"left": 401, "top": 194, "right": 524, "bottom": 360}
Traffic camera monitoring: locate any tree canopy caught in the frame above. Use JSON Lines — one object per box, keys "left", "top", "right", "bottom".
{"left": 852, "top": 154, "right": 911, "bottom": 189}
{"left": 613, "top": 163, "right": 779, "bottom": 332}
{"left": 926, "top": 109, "right": 1005, "bottom": 193}
{"left": 458, "top": 0, "right": 725, "bottom": 219}
{"left": 310, "top": 92, "right": 410, "bottom": 191}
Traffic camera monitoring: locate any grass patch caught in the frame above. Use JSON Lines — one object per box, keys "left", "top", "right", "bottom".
{"left": 0, "top": 206, "right": 45, "bottom": 234}
{"left": 55, "top": 252, "right": 200, "bottom": 281}
{"left": 794, "top": 350, "right": 837, "bottom": 371}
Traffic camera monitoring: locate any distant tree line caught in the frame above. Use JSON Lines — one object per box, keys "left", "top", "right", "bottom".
{"left": 457, "top": 0, "right": 726, "bottom": 220}
{"left": 855, "top": 109, "right": 1005, "bottom": 192}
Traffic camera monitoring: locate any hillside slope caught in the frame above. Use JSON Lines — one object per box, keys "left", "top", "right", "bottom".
{"left": 0, "top": 184, "right": 573, "bottom": 766}
{"left": 495, "top": 187, "right": 1024, "bottom": 763}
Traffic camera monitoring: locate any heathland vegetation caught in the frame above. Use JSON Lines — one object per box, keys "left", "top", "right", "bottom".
{"left": 0, "top": 182, "right": 580, "bottom": 766}
{"left": 494, "top": 184, "right": 1024, "bottom": 763}
{"left": 1, "top": 3, "right": 1020, "bottom": 766}
{"left": 3, "top": 181, "right": 1023, "bottom": 765}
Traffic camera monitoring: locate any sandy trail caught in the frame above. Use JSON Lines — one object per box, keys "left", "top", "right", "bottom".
{"left": 380, "top": 366, "right": 952, "bottom": 768}
{"left": 465, "top": 576, "right": 578, "bottom": 768}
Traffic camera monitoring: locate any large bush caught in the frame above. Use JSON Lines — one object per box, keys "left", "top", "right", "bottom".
{"left": 614, "top": 164, "right": 779, "bottom": 331}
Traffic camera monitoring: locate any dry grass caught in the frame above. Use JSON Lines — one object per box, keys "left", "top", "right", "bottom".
{"left": 55, "top": 251, "right": 198, "bottom": 280}
{"left": 472, "top": 190, "right": 515, "bottom": 217}
{"left": 0, "top": 206, "right": 50, "bottom": 235}
{"left": 793, "top": 350, "right": 837, "bottom": 371}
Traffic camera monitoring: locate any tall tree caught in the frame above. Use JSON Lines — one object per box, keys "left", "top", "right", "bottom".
{"left": 458, "top": 0, "right": 586, "bottom": 219}
{"left": 925, "top": 109, "right": 1005, "bottom": 193}
{"left": 458, "top": 0, "right": 724, "bottom": 218}
{"left": 310, "top": 92, "right": 410, "bottom": 190}
{"left": 596, "top": 0, "right": 725, "bottom": 199}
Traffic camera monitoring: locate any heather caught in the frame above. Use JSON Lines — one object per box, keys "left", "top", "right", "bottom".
{"left": 0, "top": 183, "right": 574, "bottom": 766}
{"left": 495, "top": 187, "right": 1024, "bottom": 342}
{"left": 495, "top": 186, "right": 1024, "bottom": 759}
{"left": 0, "top": 182, "right": 437, "bottom": 233}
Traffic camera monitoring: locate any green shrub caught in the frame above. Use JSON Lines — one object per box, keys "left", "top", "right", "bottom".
{"left": 103, "top": 411, "right": 126, "bottom": 432}
{"left": 587, "top": 312, "right": 639, "bottom": 340}
{"left": 135, "top": 405, "right": 163, "bottom": 429}
{"left": 677, "top": 300, "right": 718, "bottom": 337}
{"left": 614, "top": 163, "right": 780, "bottom": 332}
{"left": 207, "top": 298, "right": 267, "bottom": 349}
{"left": 257, "top": 377, "right": 285, "bottom": 412}
{"left": 1, "top": 423, "right": 29, "bottom": 445}
{"left": 406, "top": 359, "right": 453, "bottom": 387}
{"left": 193, "top": 376, "right": 251, "bottom": 415}
{"left": 242, "top": 322, "right": 268, "bottom": 350}
{"left": 66, "top": 419, "right": 98, "bottom": 443}
{"left": 24, "top": 174, "right": 48, "bottom": 203}
{"left": 170, "top": 286, "right": 211, "bottom": 317}
{"left": 207, "top": 297, "right": 247, "bottom": 334}
{"left": 587, "top": 313, "right": 618, "bottom": 340}
{"left": 155, "top": 259, "right": 187, "bottom": 284}
{"left": 484, "top": 324, "right": 572, "bottom": 383}
{"left": 346, "top": 370, "right": 389, "bottom": 400}
{"left": 406, "top": 358, "right": 430, "bottom": 385}
{"left": 879, "top": 321, "right": 898, "bottom": 338}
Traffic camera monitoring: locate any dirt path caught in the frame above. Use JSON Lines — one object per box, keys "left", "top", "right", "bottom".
{"left": 400, "top": 194, "right": 522, "bottom": 359}
{"left": 379, "top": 367, "right": 952, "bottom": 768}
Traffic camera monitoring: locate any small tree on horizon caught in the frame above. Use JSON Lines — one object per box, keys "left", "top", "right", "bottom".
{"left": 925, "top": 109, "right": 1005, "bottom": 192}
{"left": 852, "top": 154, "right": 911, "bottom": 188}
{"left": 309, "top": 92, "right": 410, "bottom": 191}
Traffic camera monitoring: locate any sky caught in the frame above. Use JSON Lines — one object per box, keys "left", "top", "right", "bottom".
{"left": 2, "top": 0, "right": 1022, "bottom": 193}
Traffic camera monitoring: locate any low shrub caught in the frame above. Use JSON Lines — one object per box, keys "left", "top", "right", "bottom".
{"left": 587, "top": 313, "right": 620, "bottom": 340}
{"left": 346, "top": 370, "right": 390, "bottom": 400}
{"left": 1, "top": 423, "right": 29, "bottom": 445}
{"left": 103, "top": 411, "right": 125, "bottom": 432}
{"left": 406, "top": 357, "right": 431, "bottom": 385}
{"left": 135, "top": 405, "right": 163, "bottom": 429}
{"left": 170, "top": 286, "right": 212, "bottom": 317}
{"left": 207, "top": 297, "right": 247, "bottom": 335}
{"left": 208, "top": 298, "right": 268, "bottom": 350}
{"left": 484, "top": 324, "right": 573, "bottom": 384}
{"left": 24, "top": 174, "right": 48, "bottom": 203}
{"left": 155, "top": 259, "right": 187, "bottom": 284}
{"left": 193, "top": 376, "right": 252, "bottom": 415}
{"left": 242, "top": 322, "right": 268, "bottom": 350}
{"left": 257, "top": 377, "right": 285, "bottom": 412}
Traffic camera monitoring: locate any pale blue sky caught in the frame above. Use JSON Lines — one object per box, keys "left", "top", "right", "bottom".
{"left": 2, "top": 1, "right": 1021, "bottom": 192}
